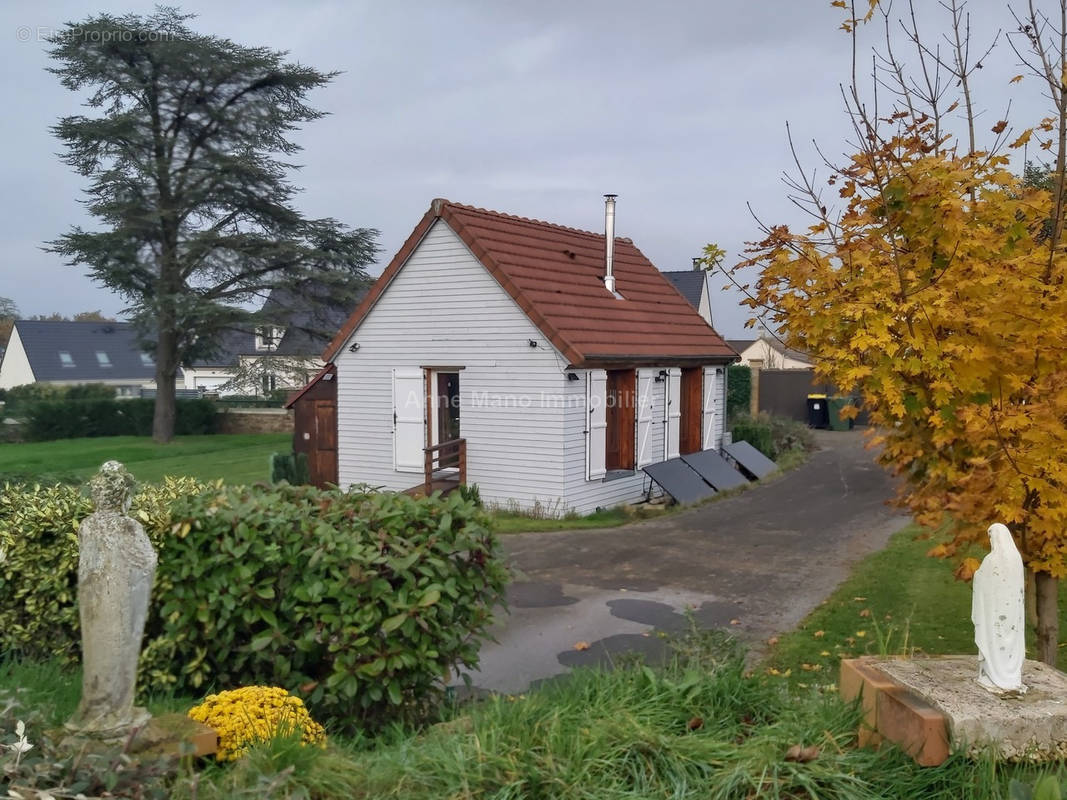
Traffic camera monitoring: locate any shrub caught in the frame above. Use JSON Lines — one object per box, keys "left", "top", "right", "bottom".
{"left": 270, "top": 451, "right": 310, "bottom": 484}
{"left": 731, "top": 413, "right": 815, "bottom": 460}
{"left": 3, "top": 383, "right": 65, "bottom": 415}
{"left": 457, "top": 483, "right": 482, "bottom": 507}
{"left": 64, "top": 383, "right": 118, "bottom": 401}
{"left": 23, "top": 397, "right": 216, "bottom": 440}
{"left": 731, "top": 416, "right": 774, "bottom": 458}
{"left": 0, "top": 480, "right": 508, "bottom": 733}
{"left": 726, "top": 364, "right": 751, "bottom": 419}
{"left": 152, "top": 484, "right": 508, "bottom": 731}
{"left": 0, "top": 477, "right": 203, "bottom": 665}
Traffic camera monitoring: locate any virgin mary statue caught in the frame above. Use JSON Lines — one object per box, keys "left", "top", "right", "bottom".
{"left": 65, "top": 461, "right": 157, "bottom": 738}
{"left": 971, "top": 523, "right": 1027, "bottom": 694}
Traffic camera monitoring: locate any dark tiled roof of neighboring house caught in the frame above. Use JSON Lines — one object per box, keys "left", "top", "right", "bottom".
{"left": 660, "top": 270, "right": 706, "bottom": 310}
{"left": 262, "top": 286, "right": 368, "bottom": 356}
{"left": 13, "top": 320, "right": 155, "bottom": 382}
{"left": 325, "top": 199, "right": 736, "bottom": 366}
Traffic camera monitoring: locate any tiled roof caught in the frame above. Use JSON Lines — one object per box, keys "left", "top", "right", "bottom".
{"left": 727, "top": 336, "right": 812, "bottom": 365}
{"left": 660, "top": 270, "right": 707, "bottom": 310}
{"left": 14, "top": 320, "right": 156, "bottom": 382}
{"left": 726, "top": 338, "right": 758, "bottom": 354}
{"left": 262, "top": 285, "right": 367, "bottom": 356}
{"left": 324, "top": 199, "right": 736, "bottom": 366}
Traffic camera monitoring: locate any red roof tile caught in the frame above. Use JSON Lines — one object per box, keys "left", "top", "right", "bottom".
{"left": 323, "top": 199, "right": 737, "bottom": 366}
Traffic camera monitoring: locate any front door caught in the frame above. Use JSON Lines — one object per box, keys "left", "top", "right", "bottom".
{"left": 679, "top": 367, "right": 702, "bottom": 455}
{"left": 605, "top": 368, "right": 636, "bottom": 471}
{"left": 435, "top": 372, "right": 460, "bottom": 444}
{"left": 311, "top": 399, "right": 338, "bottom": 486}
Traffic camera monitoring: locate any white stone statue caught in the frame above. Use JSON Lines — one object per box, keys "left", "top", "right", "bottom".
{"left": 64, "top": 461, "right": 157, "bottom": 739}
{"left": 971, "top": 522, "right": 1027, "bottom": 695}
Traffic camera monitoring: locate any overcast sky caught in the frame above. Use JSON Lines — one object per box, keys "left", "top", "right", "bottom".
{"left": 0, "top": 0, "right": 1049, "bottom": 337}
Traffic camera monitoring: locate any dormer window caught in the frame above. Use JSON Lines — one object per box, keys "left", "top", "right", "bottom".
{"left": 59, "top": 351, "right": 74, "bottom": 367}
{"left": 95, "top": 351, "right": 112, "bottom": 367}
{"left": 255, "top": 326, "right": 284, "bottom": 351}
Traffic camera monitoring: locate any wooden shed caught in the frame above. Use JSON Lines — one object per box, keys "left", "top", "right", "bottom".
{"left": 285, "top": 364, "right": 338, "bottom": 488}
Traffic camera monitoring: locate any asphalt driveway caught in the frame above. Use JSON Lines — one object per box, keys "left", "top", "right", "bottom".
{"left": 458, "top": 429, "right": 909, "bottom": 693}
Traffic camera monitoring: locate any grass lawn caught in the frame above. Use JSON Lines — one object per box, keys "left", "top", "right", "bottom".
{"left": 3, "top": 634, "right": 1059, "bottom": 799}
{"left": 765, "top": 524, "right": 1067, "bottom": 684}
{"left": 0, "top": 434, "right": 289, "bottom": 485}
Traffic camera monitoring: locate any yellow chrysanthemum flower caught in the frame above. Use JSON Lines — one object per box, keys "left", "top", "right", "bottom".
{"left": 188, "top": 685, "right": 326, "bottom": 761}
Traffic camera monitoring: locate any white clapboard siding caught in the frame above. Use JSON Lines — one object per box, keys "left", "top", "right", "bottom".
{"left": 702, "top": 366, "right": 725, "bottom": 450}
{"left": 664, "top": 368, "right": 681, "bottom": 460}
{"left": 586, "top": 370, "right": 608, "bottom": 480}
{"left": 564, "top": 367, "right": 666, "bottom": 515}
{"left": 334, "top": 220, "right": 567, "bottom": 509}
{"left": 636, "top": 369, "right": 656, "bottom": 467}
{"left": 392, "top": 368, "right": 425, "bottom": 472}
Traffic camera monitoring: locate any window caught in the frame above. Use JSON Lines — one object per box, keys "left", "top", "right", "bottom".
{"left": 140, "top": 353, "right": 154, "bottom": 367}
{"left": 59, "top": 351, "right": 74, "bottom": 367}
{"left": 95, "top": 351, "right": 112, "bottom": 367}
{"left": 255, "top": 326, "right": 284, "bottom": 351}
{"left": 605, "top": 369, "right": 636, "bottom": 471}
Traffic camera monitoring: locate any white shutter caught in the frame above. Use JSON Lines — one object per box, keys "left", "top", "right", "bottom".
{"left": 665, "top": 368, "right": 681, "bottom": 460}
{"left": 586, "top": 370, "right": 607, "bottom": 480}
{"left": 636, "top": 369, "right": 656, "bottom": 467}
{"left": 392, "top": 368, "right": 425, "bottom": 473}
{"left": 702, "top": 366, "right": 723, "bottom": 450}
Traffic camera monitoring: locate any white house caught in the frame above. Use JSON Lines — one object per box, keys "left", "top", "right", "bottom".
{"left": 0, "top": 320, "right": 156, "bottom": 394}
{"left": 321, "top": 198, "right": 738, "bottom": 515}
{"left": 726, "top": 335, "right": 813, "bottom": 370}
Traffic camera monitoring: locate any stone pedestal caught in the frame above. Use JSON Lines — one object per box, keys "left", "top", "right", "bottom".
{"left": 841, "top": 656, "right": 1067, "bottom": 765}
{"left": 61, "top": 714, "right": 217, "bottom": 759}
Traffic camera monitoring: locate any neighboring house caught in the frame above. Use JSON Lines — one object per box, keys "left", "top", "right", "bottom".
{"left": 1, "top": 284, "right": 360, "bottom": 396}
{"left": 0, "top": 320, "right": 155, "bottom": 393}
{"left": 661, "top": 268, "right": 714, "bottom": 327}
{"left": 726, "top": 335, "right": 812, "bottom": 370}
{"left": 181, "top": 286, "right": 364, "bottom": 394}
{"left": 321, "top": 198, "right": 737, "bottom": 515}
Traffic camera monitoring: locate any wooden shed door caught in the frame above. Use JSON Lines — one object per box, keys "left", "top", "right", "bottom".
{"left": 311, "top": 399, "right": 338, "bottom": 486}
{"left": 679, "top": 367, "right": 703, "bottom": 455}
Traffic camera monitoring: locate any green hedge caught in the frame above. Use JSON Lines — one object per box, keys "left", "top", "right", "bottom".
{"left": 24, "top": 398, "right": 216, "bottom": 440}
{"left": 731, "top": 412, "right": 816, "bottom": 460}
{"left": 0, "top": 481, "right": 509, "bottom": 732}
{"left": 726, "top": 365, "right": 751, "bottom": 419}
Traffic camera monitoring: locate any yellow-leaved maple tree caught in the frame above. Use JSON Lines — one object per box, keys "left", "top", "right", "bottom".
{"left": 722, "top": 0, "right": 1067, "bottom": 663}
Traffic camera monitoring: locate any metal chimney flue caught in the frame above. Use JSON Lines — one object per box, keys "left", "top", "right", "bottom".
{"left": 603, "top": 194, "right": 617, "bottom": 295}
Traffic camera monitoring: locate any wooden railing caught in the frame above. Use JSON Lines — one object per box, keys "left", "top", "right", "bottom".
{"left": 423, "top": 438, "right": 466, "bottom": 495}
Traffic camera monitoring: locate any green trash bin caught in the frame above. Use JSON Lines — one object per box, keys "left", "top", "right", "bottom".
{"left": 827, "top": 396, "right": 855, "bottom": 431}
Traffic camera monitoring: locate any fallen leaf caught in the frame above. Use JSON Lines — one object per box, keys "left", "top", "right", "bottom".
{"left": 856, "top": 630, "right": 867, "bottom": 638}
{"left": 687, "top": 716, "right": 704, "bottom": 731}
{"left": 767, "top": 636, "right": 779, "bottom": 646}
{"left": 813, "top": 630, "right": 825, "bottom": 638}
{"left": 785, "top": 744, "right": 821, "bottom": 763}
{"left": 852, "top": 597, "right": 867, "bottom": 602}
{"left": 573, "top": 641, "right": 590, "bottom": 651}
{"left": 730, "top": 619, "right": 741, "bottom": 626}
{"left": 858, "top": 608, "right": 871, "bottom": 618}
{"left": 820, "top": 650, "right": 832, "bottom": 657}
